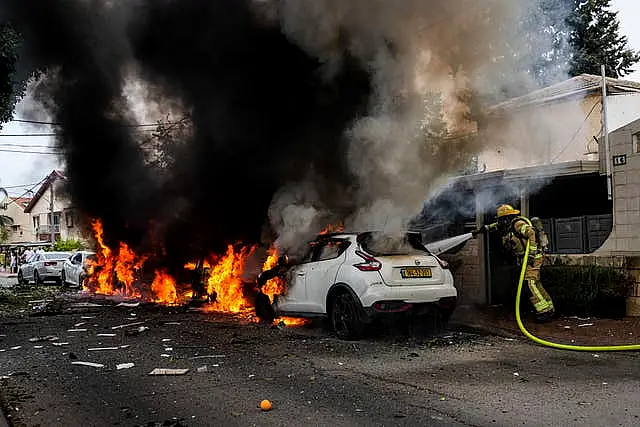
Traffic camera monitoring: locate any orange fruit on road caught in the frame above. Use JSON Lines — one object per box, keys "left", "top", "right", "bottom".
{"left": 260, "top": 399, "right": 272, "bottom": 411}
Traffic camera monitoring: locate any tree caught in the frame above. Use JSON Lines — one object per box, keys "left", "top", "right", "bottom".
{"left": 0, "top": 214, "right": 13, "bottom": 242}
{"left": 566, "top": 0, "right": 640, "bottom": 78}
{"left": 0, "top": 24, "right": 22, "bottom": 125}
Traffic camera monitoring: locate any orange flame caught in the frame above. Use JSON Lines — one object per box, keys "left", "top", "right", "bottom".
{"left": 151, "top": 270, "right": 178, "bottom": 304}
{"left": 319, "top": 223, "right": 344, "bottom": 235}
{"left": 260, "top": 248, "right": 287, "bottom": 302}
{"left": 205, "top": 244, "right": 255, "bottom": 313}
{"left": 85, "top": 220, "right": 308, "bottom": 326}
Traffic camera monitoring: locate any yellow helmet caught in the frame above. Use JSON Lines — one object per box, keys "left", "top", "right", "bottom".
{"left": 496, "top": 204, "right": 520, "bottom": 218}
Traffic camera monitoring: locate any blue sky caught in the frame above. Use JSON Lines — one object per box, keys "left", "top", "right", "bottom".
{"left": 1, "top": 1, "right": 640, "bottom": 192}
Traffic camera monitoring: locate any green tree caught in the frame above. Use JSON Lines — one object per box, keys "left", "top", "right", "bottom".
{"left": 0, "top": 214, "right": 13, "bottom": 242}
{"left": 566, "top": 0, "right": 640, "bottom": 78}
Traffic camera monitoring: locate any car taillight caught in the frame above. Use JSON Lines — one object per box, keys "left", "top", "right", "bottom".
{"left": 435, "top": 256, "right": 449, "bottom": 269}
{"left": 353, "top": 250, "right": 382, "bottom": 271}
{"left": 44, "top": 261, "right": 57, "bottom": 266}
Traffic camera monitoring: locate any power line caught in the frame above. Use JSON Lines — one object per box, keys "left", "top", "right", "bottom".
{"left": 0, "top": 133, "right": 57, "bottom": 137}
{"left": 0, "top": 148, "right": 61, "bottom": 155}
{"left": 1, "top": 177, "right": 47, "bottom": 209}
{"left": 0, "top": 143, "right": 56, "bottom": 148}
{"left": 10, "top": 118, "right": 183, "bottom": 128}
{"left": 0, "top": 181, "right": 44, "bottom": 189}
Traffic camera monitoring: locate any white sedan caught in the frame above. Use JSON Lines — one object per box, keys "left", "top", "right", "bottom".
{"left": 18, "top": 251, "right": 73, "bottom": 285}
{"left": 271, "top": 231, "right": 457, "bottom": 340}
{"left": 61, "top": 250, "right": 96, "bottom": 287}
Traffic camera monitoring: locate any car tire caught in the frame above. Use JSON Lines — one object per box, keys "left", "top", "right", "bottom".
{"left": 330, "top": 292, "right": 365, "bottom": 340}
{"left": 34, "top": 270, "right": 42, "bottom": 285}
{"left": 17, "top": 270, "right": 27, "bottom": 285}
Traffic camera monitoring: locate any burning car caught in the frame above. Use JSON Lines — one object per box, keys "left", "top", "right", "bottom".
{"left": 61, "top": 250, "right": 97, "bottom": 287}
{"left": 265, "top": 231, "right": 457, "bottom": 340}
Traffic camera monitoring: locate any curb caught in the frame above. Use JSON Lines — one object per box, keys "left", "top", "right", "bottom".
{"left": 450, "top": 321, "right": 522, "bottom": 340}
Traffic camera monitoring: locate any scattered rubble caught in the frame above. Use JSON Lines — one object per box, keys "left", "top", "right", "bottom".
{"left": 148, "top": 368, "right": 189, "bottom": 375}
{"left": 71, "top": 361, "right": 105, "bottom": 368}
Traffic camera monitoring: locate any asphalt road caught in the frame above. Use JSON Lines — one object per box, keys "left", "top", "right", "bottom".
{"left": 1, "top": 294, "right": 640, "bottom": 427}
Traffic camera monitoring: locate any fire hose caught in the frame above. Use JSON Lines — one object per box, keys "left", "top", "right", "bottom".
{"left": 516, "top": 217, "right": 640, "bottom": 351}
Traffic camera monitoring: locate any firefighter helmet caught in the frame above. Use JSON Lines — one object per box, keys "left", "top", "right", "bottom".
{"left": 496, "top": 204, "right": 520, "bottom": 218}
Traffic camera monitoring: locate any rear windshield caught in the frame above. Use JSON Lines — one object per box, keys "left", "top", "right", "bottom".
{"left": 359, "top": 232, "right": 430, "bottom": 256}
{"left": 44, "top": 252, "right": 71, "bottom": 259}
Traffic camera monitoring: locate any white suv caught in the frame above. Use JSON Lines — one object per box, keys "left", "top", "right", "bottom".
{"left": 272, "top": 231, "right": 457, "bottom": 339}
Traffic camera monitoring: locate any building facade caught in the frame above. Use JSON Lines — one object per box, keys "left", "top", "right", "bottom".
{"left": 1, "top": 196, "right": 35, "bottom": 243}
{"left": 23, "top": 170, "right": 85, "bottom": 243}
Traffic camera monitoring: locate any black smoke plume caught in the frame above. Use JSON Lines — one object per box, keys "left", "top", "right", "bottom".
{"left": 1, "top": 0, "right": 370, "bottom": 275}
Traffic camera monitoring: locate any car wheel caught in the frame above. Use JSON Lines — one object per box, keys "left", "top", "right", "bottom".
{"left": 34, "top": 270, "right": 42, "bottom": 285}
{"left": 330, "top": 292, "right": 364, "bottom": 340}
{"left": 17, "top": 270, "right": 26, "bottom": 285}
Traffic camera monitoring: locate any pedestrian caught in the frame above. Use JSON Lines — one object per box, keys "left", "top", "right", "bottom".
{"left": 10, "top": 250, "right": 17, "bottom": 274}
{"left": 473, "top": 204, "right": 555, "bottom": 323}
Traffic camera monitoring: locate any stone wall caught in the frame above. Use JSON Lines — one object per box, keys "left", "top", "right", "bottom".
{"left": 442, "top": 238, "right": 485, "bottom": 304}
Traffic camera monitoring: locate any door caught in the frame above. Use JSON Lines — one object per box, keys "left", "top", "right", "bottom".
{"left": 70, "top": 253, "right": 83, "bottom": 285}
{"left": 304, "top": 239, "right": 350, "bottom": 313}
{"left": 275, "top": 242, "right": 316, "bottom": 314}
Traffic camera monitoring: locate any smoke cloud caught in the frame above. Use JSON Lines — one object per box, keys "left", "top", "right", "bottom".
{"left": 1, "top": 0, "right": 571, "bottom": 273}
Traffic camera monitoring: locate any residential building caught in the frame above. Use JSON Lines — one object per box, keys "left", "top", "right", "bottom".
{"left": 1, "top": 196, "right": 35, "bottom": 243}
{"left": 478, "top": 74, "right": 640, "bottom": 171}
{"left": 23, "top": 170, "right": 85, "bottom": 243}
{"left": 422, "top": 74, "right": 640, "bottom": 308}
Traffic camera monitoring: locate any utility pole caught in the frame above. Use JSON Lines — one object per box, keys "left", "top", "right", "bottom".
{"left": 601, "top": 64, "right": 612, "bottom": 201}
{"left": 49, "top": 179, "right": 55, "bottom": 243}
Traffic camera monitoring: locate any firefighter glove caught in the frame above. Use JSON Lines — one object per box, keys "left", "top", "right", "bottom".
{"left": 472, "top": 225, "right": 488, "bottom": 237}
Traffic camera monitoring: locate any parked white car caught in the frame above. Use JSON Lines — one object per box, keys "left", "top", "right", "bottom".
{"left": 272, "top": 231, "right": 457, "bottom": 339}
{"left": 18, "top": 251, "right": 73, "bottom": 285}
{"left": 61, "top": 250, "right": 96, "bottom": 287}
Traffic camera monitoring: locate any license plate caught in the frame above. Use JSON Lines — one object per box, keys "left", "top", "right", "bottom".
{"left": 400, "top": 267, "right": 432, "bottom": 278}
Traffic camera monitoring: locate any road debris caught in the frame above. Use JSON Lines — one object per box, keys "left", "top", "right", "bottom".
{"left": 97, "top": 333, "right": 117, "bottom": 337}
{"left": 71, "top": 303, "right": 105, "bottom": 308}
{"left": 116, "top": 302, "right": 140, "bottom": 307}
{"left": 28, "top": 335, "right": 57, "bottom": 342}
{"left": 189, "top": 355, "right": 226, "bottom": 360}
{"left": 52, "top": 342, "right": 69, "bottom": 346}
{"left": 148, "top": 368, "right": 189, "bottom": 375}
{"left": 513, "top": 372, "right": 520, "bottom": 377}
{"left": 72, "top": 361, "right": 105, "bottom": 368}
{"left": 116, "top": 363, "right": 135, "bottom": 370}
{"left": 88, "top": 347, "right": 120, "bottom": 351}
{"left": 160, "top": 354, "right": 171, "bottom": 358}
{"left": 80, "top": 316, "right": 96, "bottom": 319}
{"left": 197, "top": 366, "right": 208, "bottom": 373}
{"left": 33, "top": 345, "right": 43, "bottom": 349}
{"left": 68, "top": 328, "right": 88, "bottom": 332}
{"left": 111, "top": 321, "right": 145, "bottom": 330}
{"left": 578, "top": 323, "right": 594, "bottom": 327}
{"left": 74, "top": 322, "right": 86, "bottom": 327}
{"left": 10, "top": 346, "right": 21, "bottom": 350}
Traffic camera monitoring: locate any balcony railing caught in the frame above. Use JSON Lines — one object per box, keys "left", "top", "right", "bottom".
{"left": 36, "top": 224, "right": 60, "bottom": 234}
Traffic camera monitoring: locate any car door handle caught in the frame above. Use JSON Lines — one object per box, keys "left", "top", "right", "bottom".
{"left": 297, "top": 272, "right": 306, "bottom": 276}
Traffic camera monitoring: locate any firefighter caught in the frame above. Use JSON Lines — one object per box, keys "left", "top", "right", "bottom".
{"left": 473, "top": 204, "right": 555, "bottom": 323}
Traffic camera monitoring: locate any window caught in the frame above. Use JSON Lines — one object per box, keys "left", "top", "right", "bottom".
{"left": 312, "top": 239, "right": 350, "bottom": 262}
{"left": 33, "top": 216, "right": 40, "bottom": 230}
{"left": 66, "top": 211, "right": 74, "bottom": 228}
{"left": 72, "top": 253, "right": 82, "bottom": 264}
{"left": 634, "top": 133, "right": 640, "bottom": 153}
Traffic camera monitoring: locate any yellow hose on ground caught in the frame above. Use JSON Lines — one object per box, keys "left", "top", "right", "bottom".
{"left": 515, "top": 222, "right": 640, "bottom": 351}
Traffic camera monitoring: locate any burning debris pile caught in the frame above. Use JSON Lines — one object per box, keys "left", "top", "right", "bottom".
{"left": 84, "top": 219, "right": 304, "bottom": 324}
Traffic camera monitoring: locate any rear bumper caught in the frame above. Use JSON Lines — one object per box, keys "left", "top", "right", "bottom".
{"left": 359, "top": 282, "right": 457, "bottom": 309}
{"left": 39, "top": 267, "right": 63, "bottom": 278}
